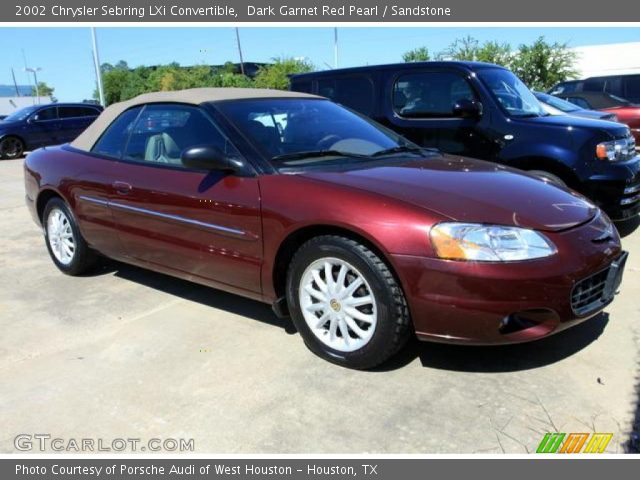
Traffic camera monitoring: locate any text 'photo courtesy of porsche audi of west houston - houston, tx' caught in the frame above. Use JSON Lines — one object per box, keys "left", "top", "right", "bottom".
{"left": 24, "top": 88, "right": 627, "bottom": 369}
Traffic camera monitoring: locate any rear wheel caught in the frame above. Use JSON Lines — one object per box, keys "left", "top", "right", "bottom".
{"left": 0, "top": 136, "right": 25, "bottom": 160}
{"left": 43, "top": 198, "right": 96, "bottom": 275}
{"left": 286, "top": 235, "right": 411, "bottom": 369}
{"left": 528, "top": 170, "right": 566, "bottom": 187}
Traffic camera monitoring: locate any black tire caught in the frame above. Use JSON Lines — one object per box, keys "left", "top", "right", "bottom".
{"left": 528, "top": 170, "right": 566, "bottom": 187}
{"left": 43, "top": 197, "right": 97, "bottom": 275}
{"left": 286, "top": 235, "right": 411, "bottom": 369}
{"left": 0, "top": 136, "right": 25, "bottom": 160}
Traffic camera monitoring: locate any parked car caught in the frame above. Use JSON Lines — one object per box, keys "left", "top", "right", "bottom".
{"left": 550, "top": 73, "right": 640, "bottom": 104}
{"left": 551, "top": 92, "right": 640, "bottom": 144}
{"left": 24, "top": 88, "right": 627, "bottom": 369}
{"left": 534, "top": 91, "right": 618, "bottom": 122}
{"left": 0, "top": 103, "right": 103, "bottom": 160}
{"left": 290, "top": 62, "right": 640, "bottom": 222}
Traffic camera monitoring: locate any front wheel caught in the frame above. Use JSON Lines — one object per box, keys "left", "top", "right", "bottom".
{"left": 0, "top": 136, "right": 25, "bottom": 160}
{"left": 43, "top": 198, "right": 97, "bottom": 275}
{"left": 286, "top": 235, "right": 411, "bottom": 369}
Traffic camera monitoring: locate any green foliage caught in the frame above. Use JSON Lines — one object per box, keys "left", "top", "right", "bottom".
{"left": 30, "top": 81, "right": 55, "bottom": 98}
{"left": 253, "top": 57, "right": 314, "bottom": 90}
{"left": 511, "top": 37, "right": 578, "bottom": 91}
{"left": 403, "top": 35, "right": 576, "bottom": 90}
{"left": 98, "top": 61, "right": 254, "bottom": 105}
{"left": 402, "top": 47, "right": 431, "bottom": 62}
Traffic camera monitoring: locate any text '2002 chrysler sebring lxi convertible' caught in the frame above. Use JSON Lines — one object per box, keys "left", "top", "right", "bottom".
{"left": 24, "top": 88, "right": 628, "bottom": 369}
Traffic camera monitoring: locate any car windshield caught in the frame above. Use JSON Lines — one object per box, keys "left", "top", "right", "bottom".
{"left": 535, "top": 92, "right": 580, "bottom": 112}
{"left": 3, "top": 105, "right": 38, "bottom": 122}
{"left": 479, "top": 69, "right": 547, "bottom": 117}
{"left": 216, "top": 98, "right": 426, "bottom": 168}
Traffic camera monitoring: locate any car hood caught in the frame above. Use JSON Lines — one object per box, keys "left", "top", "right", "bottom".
{"left": 300, "top": 155, "right": 598, "bottom": 232}
{"left": 516, "top": 113, "right": 630, "bottom": 137}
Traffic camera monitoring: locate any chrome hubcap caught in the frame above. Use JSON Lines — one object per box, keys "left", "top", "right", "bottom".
{"left": 47, "top": 208, "right": 75, "bottom": 265}
{"left": 299, "top": 257, "right": 377, "bottom": 352}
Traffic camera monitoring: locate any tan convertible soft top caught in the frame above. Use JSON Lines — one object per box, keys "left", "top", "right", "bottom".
{"left": 71, "top": 87, "right": 320, "bottom": 151}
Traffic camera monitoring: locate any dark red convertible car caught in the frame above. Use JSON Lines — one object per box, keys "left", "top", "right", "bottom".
{"left": 24, "top": 88, "right": 627, "bottom": 369}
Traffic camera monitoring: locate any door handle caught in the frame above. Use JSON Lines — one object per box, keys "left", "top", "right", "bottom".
{"left": 113, "top": 181, "right": 132, "bottom": 195}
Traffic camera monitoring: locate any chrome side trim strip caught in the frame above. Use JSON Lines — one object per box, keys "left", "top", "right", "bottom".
{"left": 79, "top": 195, "right": 109, "bottom": 206}
{"left": 78, "top": 195, "right": 248, "bottom": 237}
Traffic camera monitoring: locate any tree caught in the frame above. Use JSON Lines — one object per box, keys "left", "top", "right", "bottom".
{"left": 440, "top": 36, "right": 480, "bottom": 61}
{"left": 511, "top": 37, "right": 578, "bottom": 91}
{"left": 30, "top": 81, "right": 55, "bottom": 99}
{"left": 475, "top": 41, "right": 513, "bottom": 66}
{"left": 402, "top": 47, "right": 430, "bottom": 62}
{"left": 254, "top": 57, "right": 314, "bottom": 90}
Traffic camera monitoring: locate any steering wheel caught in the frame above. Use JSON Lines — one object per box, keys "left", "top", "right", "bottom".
{"left": 316, "top": 134, "right": 342, "bottom": 150}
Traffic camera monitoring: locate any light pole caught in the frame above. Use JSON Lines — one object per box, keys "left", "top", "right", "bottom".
{"left": 91, "top": 27, "right": 105, "bottom": 106}
{"left": 24, "top": 67, "right": 42, "bottom": 104}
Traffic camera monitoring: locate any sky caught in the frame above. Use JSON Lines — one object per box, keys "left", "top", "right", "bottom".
{"left": 1, "top": 27, "right": 639, "bottom": 102}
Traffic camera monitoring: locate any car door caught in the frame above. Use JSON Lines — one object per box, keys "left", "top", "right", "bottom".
{"left": 110, "top": 103, "right": 263, "bottom": 296}
{"left": 27, "top": 106, "right": 62, "bottom": 148}
{"left": 382, "top": 69, "right": 493, "bottom": 157}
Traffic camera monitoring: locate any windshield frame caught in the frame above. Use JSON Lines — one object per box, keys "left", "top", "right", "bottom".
{"left": 2, "top": 105, "right": 39, "bottom": 123}
{"left": 213, "top": 97, "right": 430, "bottom": 172}
{"left": 478, "top": 67, "right": 547, "bottom": 118}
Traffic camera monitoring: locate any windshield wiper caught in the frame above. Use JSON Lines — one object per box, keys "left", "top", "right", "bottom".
{"left": 271, "top": 150, "right": 367, "bottom": 162}
{"left": 371, "top": 145, "right": 437, "bottom": 157}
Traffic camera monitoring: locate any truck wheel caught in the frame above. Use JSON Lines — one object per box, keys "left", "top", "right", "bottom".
{"left": 0, "top": 136, "right": 25, "bottom": 160}
{"left": 529, "top": 170, "right": 566, "bottom": 187}
{"left": 286, "top": 235, "right": 411, "bottom": 369}
{"left": 43, "top": 197, "right": 97, "bottom": 275}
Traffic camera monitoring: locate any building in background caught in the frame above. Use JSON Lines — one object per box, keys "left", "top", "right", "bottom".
{"left": 0, "top": 85, "right": 33, "bottom": 97}
{"left": 0, "top": 96, "right": 53, "bottom": 118}
{"left": 572, "top": 42, "right": 640, "bottom": 78}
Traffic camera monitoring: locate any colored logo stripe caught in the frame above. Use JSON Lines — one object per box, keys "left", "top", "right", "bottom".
{"left": 536, "top": 433, "right": 565, "bottom": 453}
{"left": 583, "top": 433, "right": 613, "bottom": 453}
{"left": 559, "top": 433, "right": 590, "bottom": 453}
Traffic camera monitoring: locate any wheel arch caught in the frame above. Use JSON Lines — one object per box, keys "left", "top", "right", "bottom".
{"left": 508, "top": 156, "right": 581, "bottom": 189}
{"left": 271, "top": 224, "right": 402, "bottom": 302}
{"left": 36, "top": 188, "right": 65, "bottom": 225}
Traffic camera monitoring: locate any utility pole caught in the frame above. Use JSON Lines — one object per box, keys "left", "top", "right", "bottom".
{"left": 11, "top": 68, "right": 20, "bottom": 96}
{"left": 235, "top": 27, "right": 245, "bottom": 76}
{"left": 91, "top": 27, "right": 105, "bottom": 106}
{"left": 334, "top": 28, "right": 339, "bottom": 69}
{"left": 24, "top": 67, "right": 41, "bottom": 104}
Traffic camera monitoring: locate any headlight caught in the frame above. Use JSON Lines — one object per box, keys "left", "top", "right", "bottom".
{"left": 596, "top": 137, "right": 635, "bottom": 161}
{"left": 430, "top": 223, "right": 557, "bottom": 261}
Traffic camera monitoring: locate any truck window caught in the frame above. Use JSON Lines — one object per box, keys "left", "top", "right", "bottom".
{"left": 624, "top": 75, "right": 640, "bottom": 103}
{"left": 316, "top": 76, "right": 374, "bottom": 115}
{"left": 393, "top": 72, "right": 476, "bottom": 118}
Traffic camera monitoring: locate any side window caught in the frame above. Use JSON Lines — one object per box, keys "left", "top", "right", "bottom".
{"left": 317, "top": 77, "right": 375, "bottom": 115}
{"left": 36, "top": 107, "right": 57, "bottom": 121}
{"left": 393, "top": 72, "right": 476, "bottom": 118}
{"left": 624, "top": 75, "right": 640, "bottom": 102}
{"left": 566, "top": 97, "right": 591, "bottom": 109}
{"left": 59, "top": 106, "right": 101, "bottom": 118}
{"left": 123, "top": 104, "right": 241, "bottom": 167}
{"left": 91, "top": 107, "right": 142, "bottom": 159}
{"left": 583, "top": 78, "right": 606, "bottom": 93}
{"left": 292, "top": 80, "right": 312, "bottom": 93}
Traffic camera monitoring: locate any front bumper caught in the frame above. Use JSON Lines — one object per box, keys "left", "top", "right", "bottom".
{"left": 583, "top": 155, "right": 640, "bottom": 220}
{"left": 391, "top": 214, "right": 625, "bottom": 345}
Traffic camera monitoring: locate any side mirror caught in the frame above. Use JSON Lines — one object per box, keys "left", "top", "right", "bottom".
{"left": 181, "top": 145, "right": 242, "bottom": 172}
{"left": 452, "top": 99, "right": 482, "bottom": 119}
{"left": 28, "top": 114, "right": 39, "bottom": 123}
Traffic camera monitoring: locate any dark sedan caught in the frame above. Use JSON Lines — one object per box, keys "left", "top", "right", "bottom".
{"left": 24, "top": 88, "right": 626, "bottom": 369}
{"left": 0, "top": 103, "right": 103, "bottom": 159}
{"left": 534, "top": 92, "right": 618, "bottom": 122}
